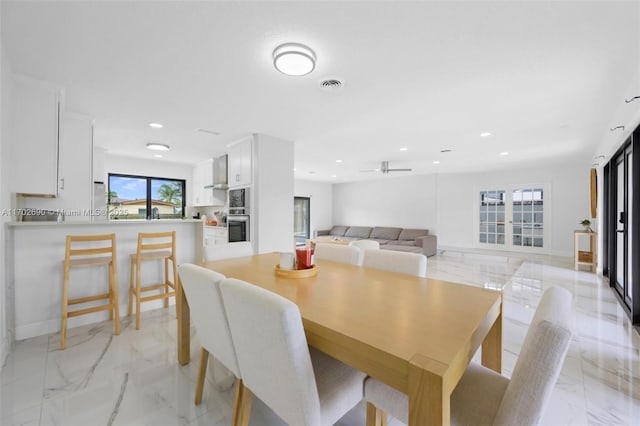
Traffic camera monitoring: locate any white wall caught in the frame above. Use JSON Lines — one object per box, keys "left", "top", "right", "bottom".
{"left": 0, "top": 10, "right": 14, "bottom": 368}
{"left": 294, "top": 180, "right": 333, "bottom": 237}
{"left": 253, "top": 134, "right": 294, "bottom": 253}
{"left": 332, "top": 164, "right": 589, "bottom": 256}
{"left": 102, "top": 153, "right": 193, "bottom": 184}
{"left": 592, "top": 61, "right": 640, "bottom": 271}
{"left": 333, "top": 174, "right": 438, "bottom": 231}
{"left": 437, "top": 165, "right": 589, "bottom": 255}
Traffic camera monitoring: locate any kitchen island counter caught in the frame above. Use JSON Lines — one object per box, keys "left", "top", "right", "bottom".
{"left": 6, "top": 220, "right": 203, "bottom": 340}
{"left": 7, "top": 218, "right": 203, "bottom": 227}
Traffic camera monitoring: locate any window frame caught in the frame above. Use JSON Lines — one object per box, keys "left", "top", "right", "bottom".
{"left": 107, "top": 173, "right": 186, "bottom": 220}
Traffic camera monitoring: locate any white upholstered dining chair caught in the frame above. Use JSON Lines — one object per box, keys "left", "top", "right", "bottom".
{"left": 177, "top": 264, "right": 239, "bottom": 405}
{"left": 364, "top": 286, "right": 574, "bottom": 426}
{"left": 361, "top": 249, "right": 427, "bottom": 277}
{"left": 349, "top": 240, "right": 380, "bottom": 264}
{"left": 220, "top": 277, "right": 367, "bottom": 426}
{"left": 349, "top": 239, "right": 381, "bottom": 250}
{"left": 314, "top": 243, "right": 361, "bottom": 265}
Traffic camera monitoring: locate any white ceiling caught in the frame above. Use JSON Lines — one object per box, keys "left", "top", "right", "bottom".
{"left": 2, "top": 1, "right": 639, "bottom": 182}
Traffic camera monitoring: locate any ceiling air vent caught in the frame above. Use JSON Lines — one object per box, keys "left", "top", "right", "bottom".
{"left": 319, "top": 78, "right": 344, "bottom": 91}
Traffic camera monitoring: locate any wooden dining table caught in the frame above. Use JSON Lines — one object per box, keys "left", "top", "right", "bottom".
{"left": 177, "top": 252, "right": 502, "bottom": 426}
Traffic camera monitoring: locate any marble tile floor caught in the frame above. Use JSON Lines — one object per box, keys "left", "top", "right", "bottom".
{"left": 2, "top": 252, "right": 640, "bottom": 425}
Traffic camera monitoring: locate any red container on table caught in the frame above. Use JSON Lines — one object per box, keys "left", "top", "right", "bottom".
{"left": 296, "top": 247, "right": 314, "bottom": 269}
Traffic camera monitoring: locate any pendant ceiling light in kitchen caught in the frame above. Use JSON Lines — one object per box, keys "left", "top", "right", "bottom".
{"left": 273, "top": 43, "right": 316, "bottom": 76}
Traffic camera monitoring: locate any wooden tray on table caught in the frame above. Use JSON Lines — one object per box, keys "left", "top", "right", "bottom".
{"left": 274, "top": 264, "right": 318, "bottom": 278}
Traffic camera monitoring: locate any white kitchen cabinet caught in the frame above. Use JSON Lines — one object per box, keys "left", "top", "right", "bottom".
{"left": 192, "top": 159, "right": 225, "bottom": 206}
{"left": 93, "top": 146, "right": 106, "bottom": 183}
{"left": 191, "top": 160, "right": 211, "bottom": 206}
{"left": 20, "top": 113, "right": 95, "bottom": 221}
{"left": 10, "top": 75, "right": 62, "bottom": 196}
{"left": 227, "top": 137, "right": 252, "bottom": 188}
{"left": 57, "top": 114, "right": 94, "bottom": 222}
{"left": 204, "top": 227, "right": 228, "bottom": 245}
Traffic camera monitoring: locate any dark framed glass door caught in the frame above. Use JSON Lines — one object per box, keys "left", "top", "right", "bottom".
{"left": 614, "top": 150, "right": 629, "bottom": 304}
{"left": 605, "top": 130, "right": 639, "bottom": 325}
{"left": 294, "top": 197, "right": 310, "bottom": 246}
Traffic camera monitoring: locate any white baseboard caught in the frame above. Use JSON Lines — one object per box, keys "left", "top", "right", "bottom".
{"left": 437, "top": 245, "right": 573, "bottom": 260}
{"left": 15, "top": 299, "right": 173, "bottom": 340}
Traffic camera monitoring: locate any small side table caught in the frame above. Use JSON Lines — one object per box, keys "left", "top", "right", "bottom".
{"left": 574, "top": 230, "right": 597, "bottom": 271}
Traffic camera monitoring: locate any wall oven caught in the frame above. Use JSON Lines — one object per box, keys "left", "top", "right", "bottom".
{"left": 228, "top": 215, "right": 250, "bottom": 242}
{"left": 229, "top": 188, "right": 249, "bottom": 215}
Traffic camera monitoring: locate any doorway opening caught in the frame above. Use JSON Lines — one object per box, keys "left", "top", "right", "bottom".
{"left": 294, "top": 197, "right": 310, "bottom": 247}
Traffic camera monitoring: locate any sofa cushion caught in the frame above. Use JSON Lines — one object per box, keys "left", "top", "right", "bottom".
{"left": 370, "top": 227, "right": 402, "bottom": 240}
{"left": 382, "top": 245, "right": 423, "bottom": 254}
{"left": 329, "top": 226, "right": 349, "bottom": 236}
{"left": 392, "top": 240, "right": 418, "bottom": 246}
{"left": 398, "top": 228, "right": 428, "bottom": 241}
{"left": 369, "top": 238, "right": 392, "bottom": 245}
{"left": 344, "top": 226, "right": 373, "bottom": 239}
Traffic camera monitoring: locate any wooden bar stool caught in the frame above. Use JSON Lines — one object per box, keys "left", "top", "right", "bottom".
{"left": 61, "top": 233, "right": 120, "bottom": 350}
{"left": 128, "top": 231, "right": 177, "bottom": 329}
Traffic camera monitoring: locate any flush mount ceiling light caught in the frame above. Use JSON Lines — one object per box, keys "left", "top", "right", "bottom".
{"left": 480, "top": 132, "right": 491, "bottom": 137}
{"left": 149, "top": 122, "right": 163, "bottom": 129}
{"left": 273, "top": 43, "right": 316, "bottom": 76}
{"left": 433, "top": 160, "right": 441, "bottom": 164}
{"left": 499, "top": 151, "right": 509, "bottom": 156}
{"left": 400, "top": 147, "right": 408, "bottom": 152}
{"left": 146, "top": 143, "right": 170, "bottom": 151}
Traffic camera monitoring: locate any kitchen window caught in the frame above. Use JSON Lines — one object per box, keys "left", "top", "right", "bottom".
{"left": 108, "top": 174, "right": 186, "bottom": 220}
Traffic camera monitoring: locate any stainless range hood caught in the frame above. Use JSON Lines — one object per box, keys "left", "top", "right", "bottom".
{"left": 205, "top": 154, "right": 228, "bottom": 190}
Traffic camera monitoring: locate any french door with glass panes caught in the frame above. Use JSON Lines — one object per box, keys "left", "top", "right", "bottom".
{"left": 477, "top": 185, "right": 549, "bottom": 251}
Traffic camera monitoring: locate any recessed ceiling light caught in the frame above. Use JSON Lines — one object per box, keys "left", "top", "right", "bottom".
{"left": 400, "top": 147, "right": 408, "bottom": 152}
{"left": 331, "top": 174, "right": 337, "bottom": 178}
{"left": 440, "top": 149, "right": 452, "bottom": 153}
{"left": 273, "top": 43, "right": 316, "bottom": 76}
{"left": 433, "top": 160, "right": 441, "bottom": 164}
{"left": 335, "top": 159, "right": 343, "bottom": 163}
{"left": 293, "top": 168, "right": 297, "bottom": 172}
{"left": 499, "top": 151, "right": 509, "bottom": 156}
{"left": 153, "top": 154, "right": 163, "bottom": 158}
{"left": 146, "top": 143, "right": 170, "bottom": 151}
{"left": 480, "top": 132, "right": 491, "bottom": 137}
{"left": 149, "top": 122, "right": 163, "bottom": 129}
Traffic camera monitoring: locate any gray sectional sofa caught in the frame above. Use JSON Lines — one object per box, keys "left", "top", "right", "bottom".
{"left": 315, "top": 226, "right": 437, "bottom": 257}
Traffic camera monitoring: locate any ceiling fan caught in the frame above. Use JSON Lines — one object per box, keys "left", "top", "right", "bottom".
{"left": 360, "top": 161, "right": 412, "bottom": 174}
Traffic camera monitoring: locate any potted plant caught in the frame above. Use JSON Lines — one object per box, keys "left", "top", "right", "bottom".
{"left": 580, "top": 219, "right": 592, "bottom": 232}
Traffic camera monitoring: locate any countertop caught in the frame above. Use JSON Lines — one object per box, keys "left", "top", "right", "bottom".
{"left": 6, "top": 219, "right": 203, "bottom": 227}
{"left": 204, "top": 224, "right": 227, "bottom": 230}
